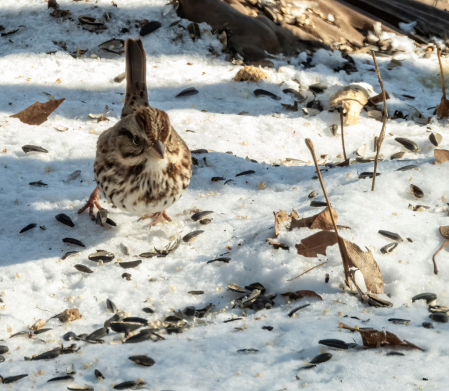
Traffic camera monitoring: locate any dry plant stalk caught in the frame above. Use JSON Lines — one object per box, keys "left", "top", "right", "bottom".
{"left": 287, "top": 261, "right": 327, "bottom": 281}
{"left": 436, "top": 47, "right": 449, "bottom": 119}
{"left": 340, "top": 109, "right": 347, "bottom": 160}
{"left": 432, "top": 226, "right": 449, "bottom": 274}
{"left": 305, "top": 138, "right": 351, "bottom": 287}
{"left": 371, "top": 51, "right": 388, "bottom": 191}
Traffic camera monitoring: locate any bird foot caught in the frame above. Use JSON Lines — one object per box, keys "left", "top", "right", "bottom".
{"left": 138, "top": 211, "right": 172, "bottom": 226}
{"left": 78, "top": 187, "right": 103, "bottom": 221}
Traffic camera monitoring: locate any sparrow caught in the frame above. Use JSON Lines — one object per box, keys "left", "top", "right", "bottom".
{"left": 78, "top": 38, "right": 192, "bottom": 226}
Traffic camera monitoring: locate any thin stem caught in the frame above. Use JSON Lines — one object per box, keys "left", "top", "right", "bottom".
{"left": 305, "top": 138, "right": 351, "bottom": 287}
{"left": 371, "top": 51, "right": 389, "bottom": 191}
{"left": 437, "top": 47, "right": 446, "bottom": 100}
{"left": 340, "top": 109, "right": 347, "bottom": 160}
{"left": 287, "top": 261, "right": 327, "bottom": 281}
{"left": 432, "top": 239, "right": 449, "bottom": 275}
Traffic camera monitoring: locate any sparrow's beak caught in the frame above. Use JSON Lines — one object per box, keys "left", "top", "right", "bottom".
{"left": 149, "top": 140, "right": 165, "bottom": 159}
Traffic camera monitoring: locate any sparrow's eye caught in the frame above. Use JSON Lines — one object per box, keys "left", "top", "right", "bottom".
{"left": 133, "top": 136, "right": 141, "bottom": 146}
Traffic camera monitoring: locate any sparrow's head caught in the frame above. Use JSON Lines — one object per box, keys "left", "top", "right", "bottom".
{"left": 115, "top": 107, "right": 171, "bottom": 165}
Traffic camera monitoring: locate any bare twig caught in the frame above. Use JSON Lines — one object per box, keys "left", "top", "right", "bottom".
{"left": 305, "top": 138, "right": 351, "bottom": 287}
{"left": 371, "top": 51, "right": 389, "bottom": 191}
{"left": 432, "top": 239, "right": 449, "bottom": 275}
{"left": 287, "top": 261, "right": 327, "bottom": 281}
{"left": 340, "top": 109, "right": 347, "bottom": 160}
{"left": 438, "top": 47, "right": 446, "bottom": 100}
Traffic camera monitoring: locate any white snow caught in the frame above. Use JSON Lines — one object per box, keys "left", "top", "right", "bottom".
{"left": 1, "top": 0, "right": 449, "bottom": 390}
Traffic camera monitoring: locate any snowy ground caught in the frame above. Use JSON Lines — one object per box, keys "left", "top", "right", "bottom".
{"left": 1, "top": 0, "right": 449, "bottom": 390}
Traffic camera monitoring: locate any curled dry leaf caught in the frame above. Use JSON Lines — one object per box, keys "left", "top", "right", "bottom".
{"left": 434, "top": 149, "right": 449, "bottom": 164}
{"left": 10, "top": 98, "right": 65, "bottom": 125}
{"left": 290, "top": 206, "right": 337, "bottom": 231}
{"left": 273, "top": 209, "right": 298, "bottom": 237}
{"left": 342, "top": 239, "right": 384, "bottom": 294}
{"left": 295, "top": 231, "right": 338, "bottom": 257}
{"left": 338, "top": 322, "right": 423, "bottom": 350}
{"left": 281, "top": 290, "right": 322, "bottom": 301}
{"left": 432, "top": 226, "right": 449, "bottom": 275}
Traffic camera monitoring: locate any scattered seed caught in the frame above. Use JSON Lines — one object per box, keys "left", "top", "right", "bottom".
{"left": 22, "top": 145, "right": 48, "bottom": 153}
{"left": 182, "top": 230, "right": 204, "bottom": 243}
{"left": 211, "top": 177, "right": 225, "bottom": 182}
{"left": 61, "top": 251, "right": 79, "bottom": 260}
{"left": 106, "top": 298, "right": 118, "bottom": 314}
{"left": 358, "top": 172, "right": 381, "bottom": 179}
{"left": 88, "top": 251, "right": 114, "bottom": 263}
{"left": 396, "top": 165, "right": 419, "bottom": 171}
{"left": 142, "top": 308, "right": 155, "bottom": 314}
{"left": 94, "top": 369, "right": 105, "bottom": 381}
{"left": 119, "top": 260, "right": 142, "bottom": 269}
{"left": 422, "top": 321, "right": 434, "bottom": 329}
{"left": 318, "top": 339, "right": 349, "bottom": 349}
{"left": 386, "top": 352, "right": 405, "bottom": 356}
{"left": 122, "top": 273, "right": 132, "bottom": 280}
{"left": 62, "top": 238, "right": 85, "bottom": 247}
{"left": 0, "top": 374, "right": 28, "bottom": 384}
{"left": 188, "top": 291, "right": 204, "bottom": 295}
{"left": 388, "top": 318, "right": 410, "bottom": 325}
{"left": 390, "top": 151, "right": 405, "bottom": 160}
{"left": 254, "top": 89, "right": 281, "bottom": 100}
{"left": 262, "top": 326, "right": 273, "bottom": 331}
{"left": 329, "top": 124, "right": 338, "bottom": 136}
{"left": 236, "top": 170, "right": 255, "bottom": 177}
{"left": 129, "top": 355, "right": 155, "bottom": 367}
{"left": 55, "top": 213, "right": 75, "bottom": 227}
{"left": 410, "top": 184, "right": 424, "bottom": 198}
{"left": 47, "top": 375, "right": 75, "bottom": 383}
{"left": 29, "top": 180, "right": 48, "bottom": 187}
{"left": 381, "top": 243, "right": 398, "bottom": 254}
{"left": 0, "top": 346, "right": 8, "bottom": 354}
{"left": 412, "top": 293, "right": 437, "bottom": 304}
{"left": 310, "top": 201, "right": 328, "bottom": 207}
{"left": 191, "top": 211, "right": 213, "bottom": 221}
{"left": 176, "top": 87, "right": 199, "bottom": 98}
{"left": 288, "top": 304, "right": 310, "bottom": 317}
{"left": 394, "top": 137, "right": 420, "bottom": 152}
{"left": 378, "top": 230, "right": 403, "bottom": 242}
{"left": 74, "top": 264, "right": 93, "bottom": 273}
{"left": 20, "top": 223, "right": 36, "bottom": 233}
{"left": 429, "top": 132, "right": 443, "bottom": 146}
{"left": 207, "top": 257, "right": 231, "bottom": 264}
{"left": 310, "top": 353, "right": 332, "bottom": 364}
{"left": 308, "top": 190, "right": 317, "bottom": 198}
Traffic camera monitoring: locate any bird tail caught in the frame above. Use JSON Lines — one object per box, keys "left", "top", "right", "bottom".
{"left": 121, "top": 38, "right": 149, "bottom": 118}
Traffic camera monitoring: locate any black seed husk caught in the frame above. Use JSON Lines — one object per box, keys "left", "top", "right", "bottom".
{"left": 396, "top": 164, "right": 419, "bottom": 171}
{"left": 142, "top": 307, "right": 155, "bottom": 314}
{"left": 87, "top": 328, "right": 108, "bottom": 340}
{"left": 1, "top": 374, "right": 28, "bottom": 384}
{"left": 429, "top": 313, "right": 448, "bottom": 323}
{"left": 211, "top": 176, "right": 225, "bottom": 182}
{"left": 106, "top": 298, "right": 117, "bottom": 314}
{"left": 358, "top": 172, "right": 381, "bottom": 179}
{"left": 129, "top": 355, "right": 155, "bottom": 367}
{"left": 386, "top": 352, "right": 405, "bottom": 356}
{"left": 191, "top": 211, "right": 213, "bottom": 221}
{"left": 0, "top": 355, "right": 4, "bottom": 363}
{"left": 22, "top": 145, "right": 48, "bottom": 153}
{"left": 176, "top": 87, "right": 199, "bottom": 98}
{"left": 254, "top": 89, "right": 281, "bottom": 100}
{"left": 140, "top": 21, "right": 161, "bottom": 36}
{"left": 0, "top": 346, "right": 8, "bottom": 354}
{"left": 61, "top": 251, "right": 79, "bottom": 260}
{"left": 88, "top": 250, "right": 114, "bottom": 263}
{"left": 20, "top": 223, "right": 36, "bottom": 233}
{"left": 236, "top": 170, "right": 255, "bottom": 177}
{"left": 388, "top": 318, "right": 410, "bottom": 325}
{"left": 63, "top": 238, "right": 85, "bottom": 247}
{"left": 378, "top": 230, "right": 403, "bottom": 242}
{"left": 123, "top": 317, "right": 148, "bottom": 325}
{"left": 310, "top": 353, "right": 332, "bottom": 364}
{"left": 207, "top": 257, "right": 231, "bottom": 264}
{"left": 381, "top": 243, "right": 398, "bottom": 254}
{"left": 119, "top": 260, "right": 142, "bottom": 269}
{"left": 188, "top": 290, "right": 204, "bottom": 295}
{"left": 63, "top": 332, "right": 76, "bottom": 341}
{"left": 262, "top": 326, "right": 273, "bottom": 331}
{"left": 318, "top": 339, "right": 349, "bottom": 349}
{"left": 310, "top": 201, "right": 328, "bottom": 207}
{"left": 182, "top": 230, "right": 204, "bottom": 242}
{"left": 94, "top": 369, "right": 105, "bottom": 380}
{"left": 55, "top": 213, "right": 75, "bottom": 227}
{"left": 412, "top": 293, "right": 437, "bottom": 303}
{"left": 29, "top": 180, "right": 48, "bottom": 187}
{"left": 422, "top": 321, "right": 434, "bottom": 329}
{"left": 47, "top": 375, "right": 74, "bottom": 382}
{"left": 288, "top": 304, "right": 310, "bottom": 317}
{"left": 74, "top": 264, "right": 93, "bottom": 273}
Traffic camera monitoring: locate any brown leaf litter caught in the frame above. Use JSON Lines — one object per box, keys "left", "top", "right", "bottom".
{"left": 10, "top": 98, "right": 65, "bottom": 125}
{"left": 338, "top": 322, "right": 423, "bottom": 351}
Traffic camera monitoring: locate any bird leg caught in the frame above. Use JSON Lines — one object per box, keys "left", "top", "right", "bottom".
{"left": 78, "top": 187, "right": 103, "bottom": 220}
{"left": 138, "top": 211, "right": 172, "bottom": 226}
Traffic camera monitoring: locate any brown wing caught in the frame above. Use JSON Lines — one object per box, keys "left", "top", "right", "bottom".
{"left": 121, "top": 39, "right": 149, "bottom": 119}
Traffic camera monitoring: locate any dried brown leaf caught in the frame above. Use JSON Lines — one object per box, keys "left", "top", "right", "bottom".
{"left": 10, "top": 98, "right": 65, "bottom": 125}
{"left": 273, "top": 209, "right": 298, "bottom": 237}
{"left": 342, "top": 239, "right": 384, "bottom": 294}
{"left": 281, "top": 290, "right": 323, "bottom": 301}
{"left": 336, "top": 158, "right": 350, "bottom": 167}
{"left": 434, "top": 149, "right": 449, "bottom": 164}
{"left": 290, "top": 207, "right": 337, "bottom": 231}
{"left": 295, "top": 231, "right": 338, "bottom": 257}
{"left": 359, "top": 330, "right": 424, "bottom": 351}
{"left": 437, "top": 97, "right": 449, "bottom": 119}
